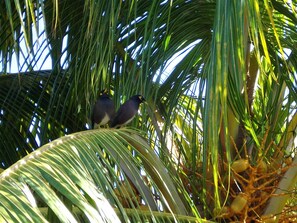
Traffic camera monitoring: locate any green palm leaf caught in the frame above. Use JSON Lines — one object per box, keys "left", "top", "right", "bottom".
{"left": 1, "top": 0, "right": 297, "bottom": 222}
{"left": 0, "top": 128, "right": 203, "bottom": 222}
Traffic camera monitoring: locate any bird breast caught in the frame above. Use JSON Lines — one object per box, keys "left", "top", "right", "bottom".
{"left": 93, "top": 113, "right": 110, "bottom": 129}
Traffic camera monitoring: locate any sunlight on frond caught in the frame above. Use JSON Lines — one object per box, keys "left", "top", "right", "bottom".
{"left": 1, "top": 0, "right": 297, "bottom": 222}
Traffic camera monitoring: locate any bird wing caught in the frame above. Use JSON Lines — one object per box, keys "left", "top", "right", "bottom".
{"left": 105, "top": 99, "right": 115, "bottom": 118}
{"left": 111, "top": 100, "right": 138, "bottom": 127}
{"left": 92, "top": 98, "right": 115, "bottom": 126}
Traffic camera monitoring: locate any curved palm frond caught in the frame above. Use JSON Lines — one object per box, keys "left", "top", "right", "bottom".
{"left": 1, "top": 0, "right": 297, "bottom": 221}
{"left": 0, "top": 128, "right": 202, "bottom": 222}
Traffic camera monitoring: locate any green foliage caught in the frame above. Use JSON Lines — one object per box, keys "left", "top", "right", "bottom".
{"left": 0, "top": 128, "right": 203, "bottom": 222}
{"left": 0, "top": 0, "right": 297, "bottom": 222}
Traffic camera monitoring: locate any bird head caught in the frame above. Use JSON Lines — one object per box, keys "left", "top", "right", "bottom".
{"left": 99, "top": 89, "right": 108, "bottom": 95}
{"left": 98, "top": 89, "right": 110, "bottom": 98}
{"left": 132, "top": 95, "right": 146, "bottom": 104}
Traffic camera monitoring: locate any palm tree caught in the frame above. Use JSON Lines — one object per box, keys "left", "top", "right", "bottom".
{"left": 0, "top": 0, "right": 296, "bottom": 222}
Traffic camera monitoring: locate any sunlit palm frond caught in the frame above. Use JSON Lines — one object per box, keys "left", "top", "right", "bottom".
{"left": 0, "top": 128, "right": 203, "bottom": 222}
{"left": 1, "top": 0, "right": 297, "bottom": 222}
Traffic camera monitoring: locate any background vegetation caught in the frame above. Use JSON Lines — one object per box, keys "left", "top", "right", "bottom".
{"left": 0, "top": 0, "right": 296, "bottom": 222}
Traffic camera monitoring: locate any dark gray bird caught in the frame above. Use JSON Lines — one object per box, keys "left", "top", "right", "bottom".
{"left": 91, "top": 89, "right": 115, "bottom": 129}
{"left": 110, "top": 95, "right": 145, "bottom": 128}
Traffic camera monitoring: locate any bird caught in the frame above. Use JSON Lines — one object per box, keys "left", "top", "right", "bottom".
{"left": 110, "top": 95, "right": 145, "bottom": 128}
{"left": 91, "top": 89, "right": 115, "bottom": 129}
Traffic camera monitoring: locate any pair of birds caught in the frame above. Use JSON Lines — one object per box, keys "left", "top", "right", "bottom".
{"left": 91, "top": 89, "right": 146, "bottom": 129}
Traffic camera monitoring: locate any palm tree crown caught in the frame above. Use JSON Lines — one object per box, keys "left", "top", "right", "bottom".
{"left": 0, "top": 0, "right": 296, "bottom": 222}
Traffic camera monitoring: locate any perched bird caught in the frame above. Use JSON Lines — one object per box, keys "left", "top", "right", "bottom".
{"left": 110, "top": 95, "right": 145, "bottom": 128}
{"left": 91, "top": 89, "right": 115, "bottom": 129}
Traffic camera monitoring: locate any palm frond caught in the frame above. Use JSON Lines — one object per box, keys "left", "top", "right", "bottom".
{"left": 1, "top": 0, "right": 297, "bottom": 221}
{"left": 0, "top": 128, "right": 202, "bottom": 222}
